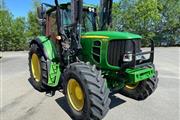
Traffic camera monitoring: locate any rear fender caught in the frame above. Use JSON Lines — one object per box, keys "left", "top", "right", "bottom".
{"left": 30, "top": 36, "right": 61, "bottom": 87}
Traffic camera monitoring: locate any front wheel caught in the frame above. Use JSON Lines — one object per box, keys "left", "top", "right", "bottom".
{"left": 63, "top": 62, "right": 111, "bottom": 120}
{"left": 120, "top": 71, "right": 159, "bottom": 100}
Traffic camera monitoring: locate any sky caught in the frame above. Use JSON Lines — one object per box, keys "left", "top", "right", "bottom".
{"left": 5, "top": 0, "right": 110, "bottom": 18}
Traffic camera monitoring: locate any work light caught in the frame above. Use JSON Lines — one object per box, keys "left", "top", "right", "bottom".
{"left": 123, "top": 52, "right": 132, "bottom": 62}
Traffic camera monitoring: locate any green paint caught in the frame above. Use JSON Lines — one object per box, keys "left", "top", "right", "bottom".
{"left": 82, "top": 31, "right": 142, "bottom": 40}
{"left": 47, "top": 62, "right": 61, "bottom": 86}
{"left": 81, "top": 31, "right": 142, "bottom": 71}
{"left": 38, "top": 36, "right": 59, "bottom": 61}
{"left": 38, "top": 36, "right": 61, "bottom": 87}
{"left": 80, "top": 31, "right": 154, "bottom": 90}
{"left": 102, "top": 67, "right": 155, "bottom": 90}
{"left": 103, "top": 71, "right": 125, "bottom": 90}
{"left": 37, "top": 32, "right": 152, "bottom": 89}
{"left": 125, "top": 67, "right": 155, "bottom": 84}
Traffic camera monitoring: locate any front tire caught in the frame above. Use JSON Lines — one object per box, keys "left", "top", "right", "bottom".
{"left": 120, "top": 71, "right": 159, "bottom": 100}
{"left": 63, "top": 62, "right": 111, "bottom": 120}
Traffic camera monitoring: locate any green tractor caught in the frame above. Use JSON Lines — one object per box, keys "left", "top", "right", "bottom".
{"left": 28, "top": 0, "right": 158, "bottom": 119}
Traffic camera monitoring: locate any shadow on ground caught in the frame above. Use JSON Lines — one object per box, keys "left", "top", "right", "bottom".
{"left": 55, "top": 97, "right": 73, "bottom": 119}
{"left": 28, "top": 77, "right": 127, "bottom": 118}
{"left": 109, "top": 95, "right": 126, "bottom": 109}
{"left": 55, "top": 94, "right": 126, "bottom": 119}
{"left": 28, "top": 78, "right": 39, "bottom": 92}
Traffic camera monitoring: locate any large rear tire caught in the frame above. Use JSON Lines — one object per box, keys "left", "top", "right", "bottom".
{"left": 28, "top": 43, "right": 48, "bottom": 92}
{"left": 120, "top": 71, "right": 159, "bottom": 100}
{"left": 63, "top": 62, "right": 111, "bottom": 120}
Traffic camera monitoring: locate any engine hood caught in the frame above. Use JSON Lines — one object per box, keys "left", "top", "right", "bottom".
{"left": 81, "top": 31, "right": 142, "bottom": 40}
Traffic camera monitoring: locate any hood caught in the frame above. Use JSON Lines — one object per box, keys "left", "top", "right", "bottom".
{"left": 81, "top": 31, "right": 142, "bottom": 40}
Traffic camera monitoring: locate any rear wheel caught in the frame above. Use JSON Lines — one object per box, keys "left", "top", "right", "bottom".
{"left": 63, "top": 62, "right": 111, "bottom": 120}
{"left": 31, "top": 53, "right": 41, "bottom": 82}
{"left": 120, "top": 71, "right": 158, "bottom": 100}
{"left": 28, "top": 43, "right": 48, "bottom": 92}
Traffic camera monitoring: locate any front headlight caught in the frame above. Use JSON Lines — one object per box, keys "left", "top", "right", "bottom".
{"left": 136, "top": 55, "right": 142, "bottom": 60}
{"left": 123, "top": 53, "right": 132, "bottom": 62}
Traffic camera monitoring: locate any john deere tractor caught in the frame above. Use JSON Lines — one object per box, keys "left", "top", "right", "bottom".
{"left": 28, "top": 0, "right": 159, "bottom": 119}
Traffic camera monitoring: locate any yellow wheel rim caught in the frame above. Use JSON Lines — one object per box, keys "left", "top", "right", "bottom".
{"left": 125, "top": 83, "right": 139, "bottom": 90}
{"left": 31, "top": 53, "right": 41, "bottom": 82}
{"left": 67, "top": 79, "right": 84, "bottom": 111}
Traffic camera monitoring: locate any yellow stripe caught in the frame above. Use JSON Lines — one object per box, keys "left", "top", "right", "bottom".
{"left": 81, "top": 36, "right": 109, "bottom": 39}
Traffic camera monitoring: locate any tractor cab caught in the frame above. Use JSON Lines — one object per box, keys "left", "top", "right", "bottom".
{"left": 42, "top": 3, "right": 97, "bottom": 38}
{"left": 81, "top": 4, "right": 97, "bottom": 32}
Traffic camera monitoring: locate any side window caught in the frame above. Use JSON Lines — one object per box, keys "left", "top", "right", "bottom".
{"left": 46, "top": 11, "right": 58, "bottom": 41}
{"left": 49, "top": 11, "right": 58, "bottom": 36}
{"left": 82, "top": 11, "right": 96, "bottom": 32}
{"left": 62, "top": 9, "right": 72, "bottom": 26}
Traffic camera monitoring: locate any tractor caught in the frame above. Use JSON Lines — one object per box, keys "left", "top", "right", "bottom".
{"left": 28, "top": 0, "right": 159, "bottom": 119}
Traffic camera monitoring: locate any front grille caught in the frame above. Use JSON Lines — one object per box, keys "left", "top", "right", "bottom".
{"left": 92, "top": 41, "right": 101, "bottom": 63}
{"left": 108, "top": 40, "right": 141, "bottom": 67}
{"left": 108, "top": 40, "right": 123, "bottom": 66}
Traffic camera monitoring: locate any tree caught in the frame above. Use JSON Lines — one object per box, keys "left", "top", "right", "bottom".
{"left": 0, "top": 10, "right": 13, "bottom": 51}
{"left": 111, "top": 0, "right": 168, "bottom": 46}
{"left": 11, "top": 17, "right": 26, "bottom": 50}
{"left": 155, "top": 0, "right": 180, "bottom": 45}
{"left": 26, "top": 0, "right": 41, "bottom": 39}
{"left": 0, "top": 0, "right": 41, "bottom": 51}
{"left": 111, "top": 0, "right": 180, "bottom": 46}
{"left": 27, "top": 11, "right": 40, "bottom": 38}
{"left": 0, "top": 10, "right": 26, "bottom": 51}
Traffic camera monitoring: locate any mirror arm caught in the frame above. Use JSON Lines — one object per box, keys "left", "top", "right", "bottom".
{"left": 41, "top": 3, "right": 55, "bottom": 8}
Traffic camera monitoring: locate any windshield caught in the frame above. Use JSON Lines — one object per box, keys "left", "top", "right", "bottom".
{"left": 62, "top": 8, "right": 97, "bottom": 32}
{"left": 82, "top": 11, "right": 96, "bottom": 32}
{"left": 63, "top": 9, "right": 72, "bottom": 25}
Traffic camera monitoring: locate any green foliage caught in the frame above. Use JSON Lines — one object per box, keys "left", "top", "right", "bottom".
{"left": 0, "top": 0, "right": 40, "bottom": 51}
{"left": 27, "top": 0, "right": 41, "bottom": 38}
{"left": 0, "top": 11, "right": 12, "bottom": 51}
{"left": 27, "top": 11, "right": 40, "bottom": 38}
{"left": 155, "top": 0, "right": 180, "bottom": 44}
{"left": 111, "top": 0, "right": 180, "bottom": 46}
{"left": 0, "top": 11, "right": 26, "bottom": 51}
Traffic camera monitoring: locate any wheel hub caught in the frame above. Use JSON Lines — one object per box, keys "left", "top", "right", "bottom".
{"left": 31, "top": 53, "right": 41, "bottom": 82}
{"left": 125, "top": 83, "right": 139, "bottom": 90}
{"left": 67, "top": 79, "right": 84, "bottom": 111}
{"left": 75, "top": 86, "right": 83, "bottom": 100}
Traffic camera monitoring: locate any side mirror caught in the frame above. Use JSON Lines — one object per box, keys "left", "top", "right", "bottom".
{"left": 37, "top": 6, "right": 46, "bottom": 19}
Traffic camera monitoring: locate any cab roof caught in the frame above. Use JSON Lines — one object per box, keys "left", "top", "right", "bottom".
{"left": 46, "top": 3, "right": 96, "bottom": 13}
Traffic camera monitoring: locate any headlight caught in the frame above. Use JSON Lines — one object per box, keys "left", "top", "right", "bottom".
{"left": 89, "top": 7, "right": 92, "bottom": 12}
{"left": 88, "top": 7, "right": 95, "bottom": 12}
{"left": 123, "top": 53, "right": 132, "bottom": 62}
{"left": 136, "top": 55, "right": 142, "bottom": 60}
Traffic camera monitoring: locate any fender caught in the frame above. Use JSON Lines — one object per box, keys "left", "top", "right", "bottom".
{"left": 30, "top": 36, "right": 61, "bottom": 87}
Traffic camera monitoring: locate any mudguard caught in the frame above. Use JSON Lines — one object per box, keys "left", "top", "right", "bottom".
{"left": 30, "top": 36, "right": 61, "bottom": 87}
